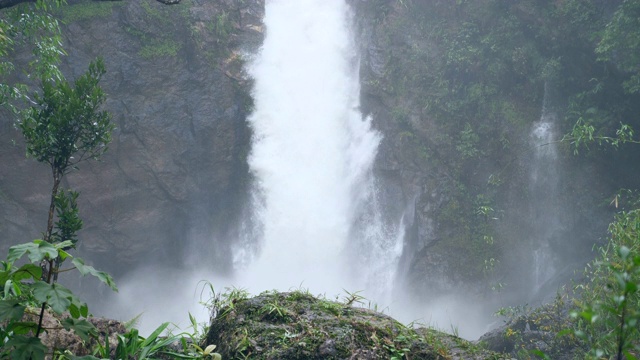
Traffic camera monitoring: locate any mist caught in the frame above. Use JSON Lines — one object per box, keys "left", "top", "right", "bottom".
{"left": 94, "top": 0, "right": 527, "bottom": 340}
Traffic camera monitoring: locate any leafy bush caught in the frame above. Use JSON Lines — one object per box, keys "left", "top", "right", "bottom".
{"left": 573, "top": 210, "right": 640, "bottom": 359}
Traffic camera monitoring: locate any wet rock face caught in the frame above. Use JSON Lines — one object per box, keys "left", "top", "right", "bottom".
{"left": 478, "top": 299, "right": 586, "bottom": 359}
{"left": 0, "top": 0, "right": 264, "bottom": 275}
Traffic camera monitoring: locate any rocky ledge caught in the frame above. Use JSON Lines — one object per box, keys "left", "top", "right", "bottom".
{"left": 204, "top": 291, "right": 509, "bottom": 360}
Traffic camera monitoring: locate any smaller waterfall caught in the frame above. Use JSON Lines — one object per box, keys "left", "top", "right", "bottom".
{"left": 349, "top": 178, "right": 406, "bottom": 305}
{"left": 528, "top": 94, "right": 561, "bottom": 295}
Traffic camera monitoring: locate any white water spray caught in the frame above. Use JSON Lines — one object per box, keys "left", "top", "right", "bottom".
{"left": 529, "top": 85, "right": 560, "bottom": 295}
{"left": 234, "top": 0, "right": 401, "bottom": 300}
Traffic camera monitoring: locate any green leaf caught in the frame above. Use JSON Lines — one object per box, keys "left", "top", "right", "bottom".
{"left": 55, "top": 240, "right": 74, "bottom": 261}
{"left": 12, "top": 263, "right": 43, "bottom": 282}
{"left": 69, "top": 302, "right": 80, "bottom": 318}
{"left": 9, "top": 321, "right": 39, "bottom": 335}
{"left": 7, "top": 242, "right": 38, "bottom": 263}
{"left": 160, "top": 351, "right": 201, "bottom": 359}
{"left": 140, "top": 322, "right": 169, "bottom": 348}
{"left": 0, "top": 299, "right": 25, "bottom": 322}
{"left": 72, "top": 257, "right": 118, "bottom": 291}
{"left": 54, "top": 240, "right": 74, "bottom": 250}
{"left": 31, "top": 240, "right": 58, "bottom": 262}
{"left": 3, "top": 278, "right": 13, "bottom": 297}
{"left": 0, "top": 269, "right": 11, "bottom": 287}
{"left": 530, "top": 349, "right": 551, "bottom": 360}
{"left": 5, "top": 335, "right": 47, "bottom": 360}
{"left": 61, "top": 317, "right": 98, "bottom": 342}
{"left": 8, "top": 241, "right": 57, "bottom": 264}
{"left": 32, "top": 281, "right": 75, "bottom": 314}
{"left": 80, "top": 302, "right": 89, "bottom": 317}
{"left": 57, "top": 248, "right": 71, "bottom": 261}
{"left": 67, "top": 301, "right": 89, "bottom": 319}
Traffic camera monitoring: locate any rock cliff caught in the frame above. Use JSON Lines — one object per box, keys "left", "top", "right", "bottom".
{"left": 0, "top": 0, "right": 264, "bottom": 276}
{"left": 350, "top": 0, "right": 640, "bottom": 305}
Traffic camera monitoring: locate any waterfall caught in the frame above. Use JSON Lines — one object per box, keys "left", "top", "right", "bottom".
{"left": 233, "top": 0, "right": 402, "bottom": 300}
{"left": 528, "top": 84, "right": 561, "bottom": 295}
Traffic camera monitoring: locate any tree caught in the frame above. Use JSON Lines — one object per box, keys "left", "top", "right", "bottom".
{"left": 0, "top": 0, "right": 66, "bottom": 108}
{"left": 19, "top": 57, "right": 113, "bottom": 250}
{"left": 0, "top": 59, "right": 117, "bottom": 359}
{"left": 596, "top": 0, "right": 640, "bottom": 95}
{"left": 0, "top": 2, "right": 117, "bottom": 357}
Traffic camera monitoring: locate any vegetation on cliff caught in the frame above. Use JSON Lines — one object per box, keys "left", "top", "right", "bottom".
{"left": 355, "top": 0, "right": 640, "bottom": 300}
{"left": 1, "top": 0, "right": 639, "bottom": 359}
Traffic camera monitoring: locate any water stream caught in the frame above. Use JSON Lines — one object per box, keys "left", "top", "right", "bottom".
{"left": 529, "top": 87, "right": 561, "bottom": 296}
{"left": 233, "top": 0, "right": 403, "bottom": 302}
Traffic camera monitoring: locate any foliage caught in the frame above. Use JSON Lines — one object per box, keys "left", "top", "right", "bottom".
{"left": 0, "top": 3, "right": 118, "bottom": 356}
{"left": 512, "top": 209, "right": 640, "bottom": 359}
{"left": 20, "top": 57, "right": 112, "bottom": 176}
{"left": 105, "top": 323, "right": 174, "bottom": 359}
{"left": 138, "top": 39, "right": 181, "bottom": 59}
{"left": 0, "top": 0, "right": 66, "bottom": 109}
{"left": 563, "top": 118, "right": 639, "bottom": 154}
{"left": 573, "top": 210, "right": 640, "bottom": 359}
{"left": 0, "top": 239, "right": 116, "bottom": 359}
{"left": 456, "top": 122, "right": 481, "bottom": 159}
{"left": 183, "top": 344, "right": 222, "bottom": 360}
{"left": 17, "top": 55, "right": 114, "bottom": 292}
{"left": 559, "top": 4, "right": 640, "bottom": 357}
{"left": 57, "top": 1, "right": 122, "bottom": 23}
{"left": 212, "top": 11, "right": 232, "bottom": 41}
{"left": 56, "top": 321, "right": 223, "bottom": 360}
{"left": 361, "top": 0, "right": 640, "bottom": 294}
{"left": 141, "top": 0, "right": 171, "bottom": 25}
{"left": 490, "top": 293, "right": 585, "bottom": 359}
{"left": 595, "top": 0, "right": 640, "bottom": 94}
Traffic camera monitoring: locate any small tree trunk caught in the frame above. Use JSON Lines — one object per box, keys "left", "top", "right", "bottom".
{"left": 45, "top": 167, "right": 61, "bottom": 243}
{"left": 41, "top": 167, "right": 60, "bottom": 283}
{"left": 35, "top": 259, "right": 54, "bottom": 338}
{"left": 36, "top": 168, "right": 62, "bottom": 336}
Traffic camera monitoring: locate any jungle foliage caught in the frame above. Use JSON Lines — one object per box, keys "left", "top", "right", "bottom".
{"left": 364, "top": 0, "right": 640, "bottom": 291}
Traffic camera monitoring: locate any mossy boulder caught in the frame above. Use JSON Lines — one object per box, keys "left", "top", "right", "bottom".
{"left": 479, "top": 297, "right": 586, "bottom": 359}
{"left": 204, "top": 291, "right": 509, "bottom": 359}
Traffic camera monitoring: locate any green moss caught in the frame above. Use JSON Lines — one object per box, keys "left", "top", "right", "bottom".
{"left": 58, "top": 1, "right": 122, "bottom": 23}
{"left": 138, "top": 40, "right": 180, "bottom": 59}
{"left": 141, "top": 0, "right": 167, "bottom": 24}
{"left": 123, "top": 25, "right": 146, "bottom": 40}
{"left": 205, "top": 290, "right": 469, "bottom": 359}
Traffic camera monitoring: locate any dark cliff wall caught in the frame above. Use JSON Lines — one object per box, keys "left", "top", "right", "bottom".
{"left": 0, "top": 0, "right": 264, "bottom": 276}
{"left": 351, "top": 0, "right": 640, "bottom": 304}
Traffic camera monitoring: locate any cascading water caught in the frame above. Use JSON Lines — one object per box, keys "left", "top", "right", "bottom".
{"left": 233, "top": 0, "right": 403, "bottom": 301}
{"left": 528, "top": 85, "right": 561, "bottom": 296}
